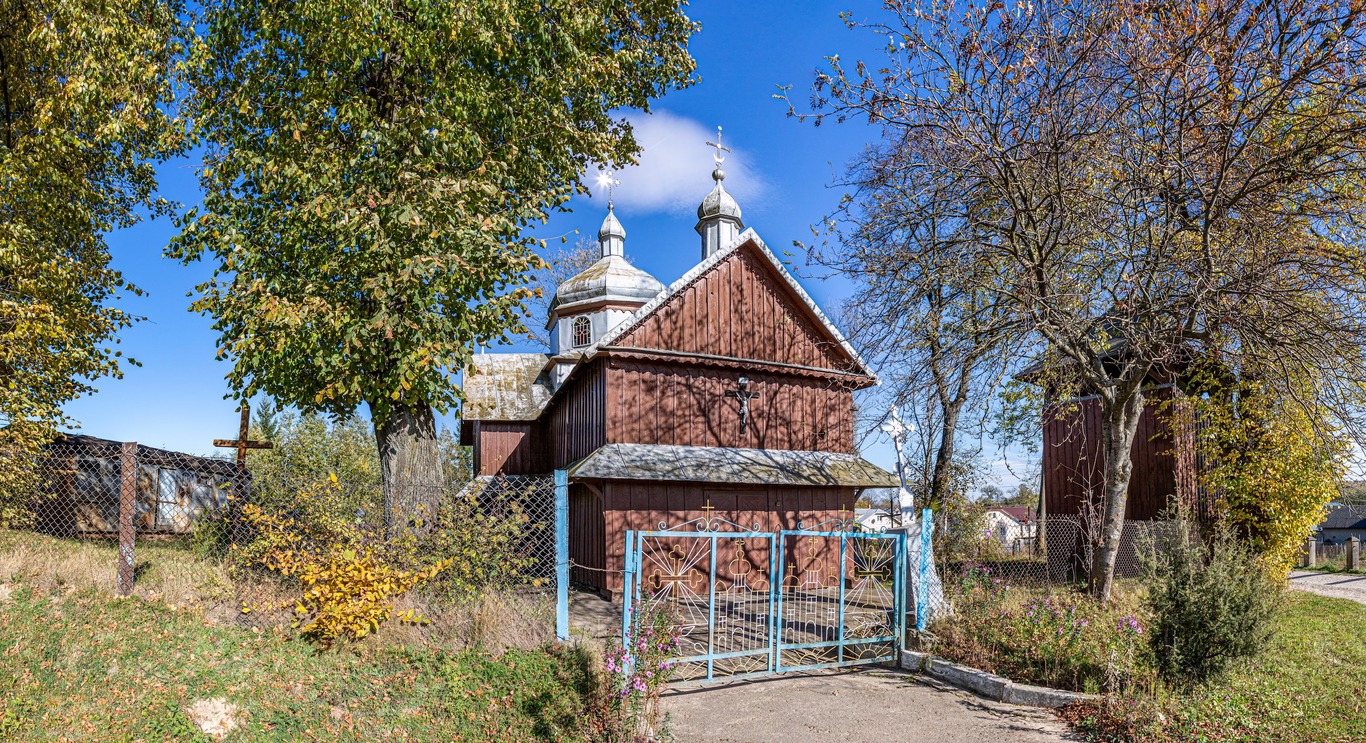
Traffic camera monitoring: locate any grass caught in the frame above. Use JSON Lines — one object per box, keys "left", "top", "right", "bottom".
{"left": 1064, "top": 592, "right": 1366, "bottom": 742}
{"left": 0, "top": 530, "right": 602, "bottom": 741}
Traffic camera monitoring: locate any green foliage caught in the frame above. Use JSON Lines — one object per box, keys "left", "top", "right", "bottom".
{"left": 1142, "top": 519, "right": 1280, "bottom": 682}
{"left": 392, "top": 492, "right": 540, "bottom": 599}
{"left": 0, "top": 0, "right": 186, "bottom": 520}
{"left": 935, "top": 566, "right": 1151, "bottom": 693}
{"left": 246, "top": 408, "right": 385, "bottom": 512}
{"left": 170, "top": 0, "right": 697, "bottom": 430}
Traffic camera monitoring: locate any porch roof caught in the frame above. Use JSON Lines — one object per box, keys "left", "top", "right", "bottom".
{"left": 566, "top": 443, "right": 898, "bottom": 488}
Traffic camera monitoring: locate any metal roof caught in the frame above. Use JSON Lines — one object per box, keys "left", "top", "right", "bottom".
{"left": 462, "top": 353, "right": 554, "bottom": 421}
{"left": 566, "top": 443, "right": 898, "bottom": 488}
{"left": 1322, "top": 504, "right": 1366, "bottom": 531}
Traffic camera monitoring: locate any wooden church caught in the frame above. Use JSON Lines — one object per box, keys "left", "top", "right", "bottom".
{"left": 461, "top": 151, "right": 896, "bottom": 595}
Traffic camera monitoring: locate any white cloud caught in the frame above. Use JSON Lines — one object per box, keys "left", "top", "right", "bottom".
{"left": 586, "top": 111, "right": 767, "bottom": 216}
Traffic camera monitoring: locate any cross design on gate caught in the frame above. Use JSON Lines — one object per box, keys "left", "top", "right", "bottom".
{"left": 787, "top": 545, "right": 828, "bottom": 590}
{"left": 725, "top": 376, "right": 761, "bottom": 435}
{"left": 649, "top": 544, "right": 704, "bottom": 593}
{"left": 854, "top": 560, "right": 892, "bottom": 582}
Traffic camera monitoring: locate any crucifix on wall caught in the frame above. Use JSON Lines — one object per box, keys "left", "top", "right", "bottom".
{"left": 213, "top": 406, "right": 274, "bottom": 467}
{"left": 725, "top": 376, "right": 761, "bottom": 435}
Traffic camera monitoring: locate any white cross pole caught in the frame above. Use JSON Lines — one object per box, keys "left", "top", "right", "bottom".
{"left": 879, "top": 406, "right": 915, "bottom": 523}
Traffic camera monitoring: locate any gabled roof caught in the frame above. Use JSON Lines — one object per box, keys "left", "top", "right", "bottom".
{"left": 1321, "top": 504, "right": 1366, "bottom": 530}
{"left": 987, "top": 506, "right": 1037, "bottom": 524}
{"left": 462, "top": 353, "right": 554, "bottom": 421}
{"left": 566, "top": 443, "right": 897, "bottom": 488}
{"left": 586, "top": 229, "right": 876, "bottom": 380}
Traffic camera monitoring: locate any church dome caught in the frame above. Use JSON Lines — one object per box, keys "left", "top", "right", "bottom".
{"left": 550, "top": 255, "right": 664, "bottom": 315}
{"left": 550, "top": 205, "right": 663, "bottom": 317}
{"left": 697, "top": 167, "right": 742, "bottom": 221}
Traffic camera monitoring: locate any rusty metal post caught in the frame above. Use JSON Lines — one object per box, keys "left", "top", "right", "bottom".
{"left": 116, "top": 442, "right": 137, "bottom": 597}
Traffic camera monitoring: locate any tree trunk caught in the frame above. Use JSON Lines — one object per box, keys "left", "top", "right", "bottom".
{"left": 927, "top": 404, "right": 962, "bottom": 509}
{"left": 371, "top": 401, "right": 444, "bottom": 535}
{"left": 1089, "top": 390, "right": 1145, "bottom": 601}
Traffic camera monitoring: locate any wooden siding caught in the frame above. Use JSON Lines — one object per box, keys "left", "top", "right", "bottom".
{"left": 584, "top": 480, "right": 858, "bottom": 595}
{"left": 1042, "top": 387, "right": 1196, "bottom": 521}
{"left": 605, "top": 360, "right": 856, "bottom": 452}
{"left": 543, "top": 360, "right": 607, "bottom": 470}
{"left": 569, "top": 484, "right": 606, "bottom": 587}
{"left": 611, "top": 244, "right": 857, "bottom": 373}
{"left": 474, "top": 422, "right": 541, "bottom": 475}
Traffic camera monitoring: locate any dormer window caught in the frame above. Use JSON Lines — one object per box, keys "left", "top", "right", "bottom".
{"left": 572, "top": 316, "right": 591, "bottom": 347}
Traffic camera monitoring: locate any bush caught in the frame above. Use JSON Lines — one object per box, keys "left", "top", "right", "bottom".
{"left": 1142, "top": 518, "right": 1280, "bottom": 682}
{"left": 592, "top": 600, "right": 682, "bottom": 742}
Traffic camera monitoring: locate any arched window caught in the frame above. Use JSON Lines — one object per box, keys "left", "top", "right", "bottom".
{"left": 572, "top": 316, "right": 592, "bottom": 347}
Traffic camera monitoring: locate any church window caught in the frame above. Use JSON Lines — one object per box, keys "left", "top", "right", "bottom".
{"left": 572, "top": 316, "right": 591, "bottom": 347}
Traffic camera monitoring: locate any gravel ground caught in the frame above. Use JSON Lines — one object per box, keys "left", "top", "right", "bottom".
{"left": 1288, "top": 570, "right": 1366, "bottom": 606}
{"left": 662, "top": 668, "right": 1079, "bottom": 743}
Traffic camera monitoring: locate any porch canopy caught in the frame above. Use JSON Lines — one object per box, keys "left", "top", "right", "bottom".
{"left": 566, "top": 443, "right": 898, "bottom": 488}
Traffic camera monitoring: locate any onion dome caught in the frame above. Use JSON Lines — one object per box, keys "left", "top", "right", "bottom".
{"left": 549, "top": 204, "right": 663, "bottom": 317}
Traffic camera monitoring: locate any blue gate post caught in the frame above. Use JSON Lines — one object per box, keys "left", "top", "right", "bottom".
{"left": 894, "top": 531, "right": 907, "bottom": 648}
{"left": 622, "top": 530, "right": 636, "bottom": 649}
{"left": 916, "top": 508, "right": 933, "bottom": 632}
{"left": 554, "top": 469, "right": 569, "bottom": 642}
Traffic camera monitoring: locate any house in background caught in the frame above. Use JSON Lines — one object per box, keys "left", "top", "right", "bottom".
{"left": 984, "top": 506, "right": 1037, "bottom": 555}
{"left": 1317, "top": 504, "right": 1366, "bottom": 545}
{"left": 36, "top": 433, "right": 242, "bottom": 537}
{"left": 461, "top": 165, "right": 897, "bottom": 596}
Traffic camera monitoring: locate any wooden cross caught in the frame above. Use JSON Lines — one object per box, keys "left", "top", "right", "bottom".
{"left": 725, "top": 376, "right": 761, "bottom": 435}
{"left": 213, "top": 406, "right": 274, "bottom": 467}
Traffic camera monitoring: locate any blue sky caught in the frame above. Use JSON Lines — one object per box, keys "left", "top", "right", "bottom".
{"left": 62, "top": 1, "right": 1032, "bottom": 494}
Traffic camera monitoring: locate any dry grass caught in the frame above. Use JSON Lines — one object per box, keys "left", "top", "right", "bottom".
{"left": 380, "top": 588, "right": 556, "bottom": 652}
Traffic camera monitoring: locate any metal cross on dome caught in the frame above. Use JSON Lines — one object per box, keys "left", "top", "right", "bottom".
{"left": 706, "top": 125, "right": 731, "bottom": 166}
{"left": 595, "top": 170, "right": 620, "bottom": 205}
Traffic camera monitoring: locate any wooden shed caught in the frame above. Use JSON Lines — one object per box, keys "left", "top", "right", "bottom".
{"left": 462, "top": 176, "right": 897, "bottom": 596}
{"left": 36, "top": 434, "right": 244, "bottom": 537}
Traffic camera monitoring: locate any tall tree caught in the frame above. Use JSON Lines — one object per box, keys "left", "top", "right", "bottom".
{"left": 0, "top": 0, "right": 185, "bottom": 524}
{"left": 173, "top": 0, "right": 696, "bottom": 528}
{"left": 798, "top": 0, "right": 1366, "bottom": 599}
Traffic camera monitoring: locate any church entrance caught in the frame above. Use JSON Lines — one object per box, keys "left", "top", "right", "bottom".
{"left": 621, "top": 515, "right": 905, "bottom": 683}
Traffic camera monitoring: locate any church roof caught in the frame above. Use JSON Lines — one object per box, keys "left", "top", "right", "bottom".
{"left": 550, "top": 254, "right": 665, "bottom": 315}
{"left": 586, "top": 228, "right": 877, "bottom": 380}
{"left": 462, "top": 353, "right": 554, "bottom": 421}
{"left": 566, "top": 443, "right": 898, "bottom": 488}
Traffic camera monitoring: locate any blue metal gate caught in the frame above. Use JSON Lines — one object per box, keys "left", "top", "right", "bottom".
{"left": 622, "top": 515, "right": 905, "bottom": 683}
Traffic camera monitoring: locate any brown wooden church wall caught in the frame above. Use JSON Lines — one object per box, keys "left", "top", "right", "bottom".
{"left": 473, "top": 422, "right": 541, "bottom": 476}
{"left": 574, "top": 480, "right": 859, "bottom": 595}
{"left": 611, "top": 246, "right": 852, "bottom": 372}
{"left": 543, "top": 361, "right": 608, "bottom": 470}
{"left": 604, "top": 359, "right": 856, "bottom": 452}
{"left": 1042, "top": 387, "right": 1197, "bottom": 521}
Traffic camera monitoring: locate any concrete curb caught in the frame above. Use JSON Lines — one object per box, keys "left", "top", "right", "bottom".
{"left": 900, "top": 650, "right": 1102, "bottom": 709}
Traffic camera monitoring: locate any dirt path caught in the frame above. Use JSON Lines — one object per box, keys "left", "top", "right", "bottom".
{"left": 1288, "top": 570, "right": 1366, "bottom": 606}
{"left": 662, "top": 668, "right": 1079, "bottom": 743}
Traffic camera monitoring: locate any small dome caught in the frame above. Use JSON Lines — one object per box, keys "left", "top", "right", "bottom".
{"left": 697, "top": 169, "right": 742, "bottom": 221}
{"left": 599, "top": 206, "right": 626, "bottom": 242}
{"left": 550, "top": 255, "right": 664, "bottom": 315}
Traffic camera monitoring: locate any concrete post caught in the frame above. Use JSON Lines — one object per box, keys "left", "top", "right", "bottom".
{"left": 1347, "top": 537, "right": 1360, "bottom": 572}
{"left": 116, "top": 442, "right": 137, "bottom": 597}
{"left": 1304, "top": 537, "right": 1317, "bottom": 568}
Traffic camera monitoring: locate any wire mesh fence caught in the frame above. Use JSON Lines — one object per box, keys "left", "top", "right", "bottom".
{"left": 7, "top": 436, "right": 562, "bottom": 646}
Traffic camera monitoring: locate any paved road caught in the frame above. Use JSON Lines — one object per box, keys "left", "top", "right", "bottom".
{"left": 1288, "top": 570, "right": 1366, "bottom": 606}
{"left": 663, "top": 668, "right": 1078, "bottom": 743}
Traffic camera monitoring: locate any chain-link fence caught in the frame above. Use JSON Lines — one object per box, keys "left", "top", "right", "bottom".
{"left": 937, "top": 516, "right": 1188, "bottom": 588}
{"left": 7, "top": 435, "right": 562, "bottom": 647}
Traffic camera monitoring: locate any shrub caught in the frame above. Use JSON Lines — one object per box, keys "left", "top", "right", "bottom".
{"left": 592, "top": 600, "right": 682, "bottom": 742}
{"left": 1142, "top": 518, "right": 1280, "bottom": 682}
{"left": 234, "top": 475, "right": 449, "bottom": 647}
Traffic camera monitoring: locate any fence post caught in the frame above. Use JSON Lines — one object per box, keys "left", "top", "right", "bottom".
{"left": 916, "top": 508, "right": 932, "bottom": 633}
{"left": 1348, "top": 537, "right": 1361, "bottom": 572}
{"left": 554, "top": 469, "right": 569, "bottom": 642}
{"left": 1304, "top": 537, "right": 1317, "bottom": 568}
{"left": 116, "top": 442, "right": 137, "bottom": 597}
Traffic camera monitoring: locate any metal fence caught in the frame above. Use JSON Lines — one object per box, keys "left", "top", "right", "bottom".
{"left": 9, "top": 438, "right": 564, "bottom": 645}
{"left": 939, "top": 516, "right": 1184, "bottom": 588}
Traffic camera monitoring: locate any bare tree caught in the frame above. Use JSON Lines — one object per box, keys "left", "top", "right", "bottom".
{"left": 795, "top": 0, "right": 1366, "bottom": 600}
{"left": 523, "top": 235, "right": 601, "bottom": 349}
